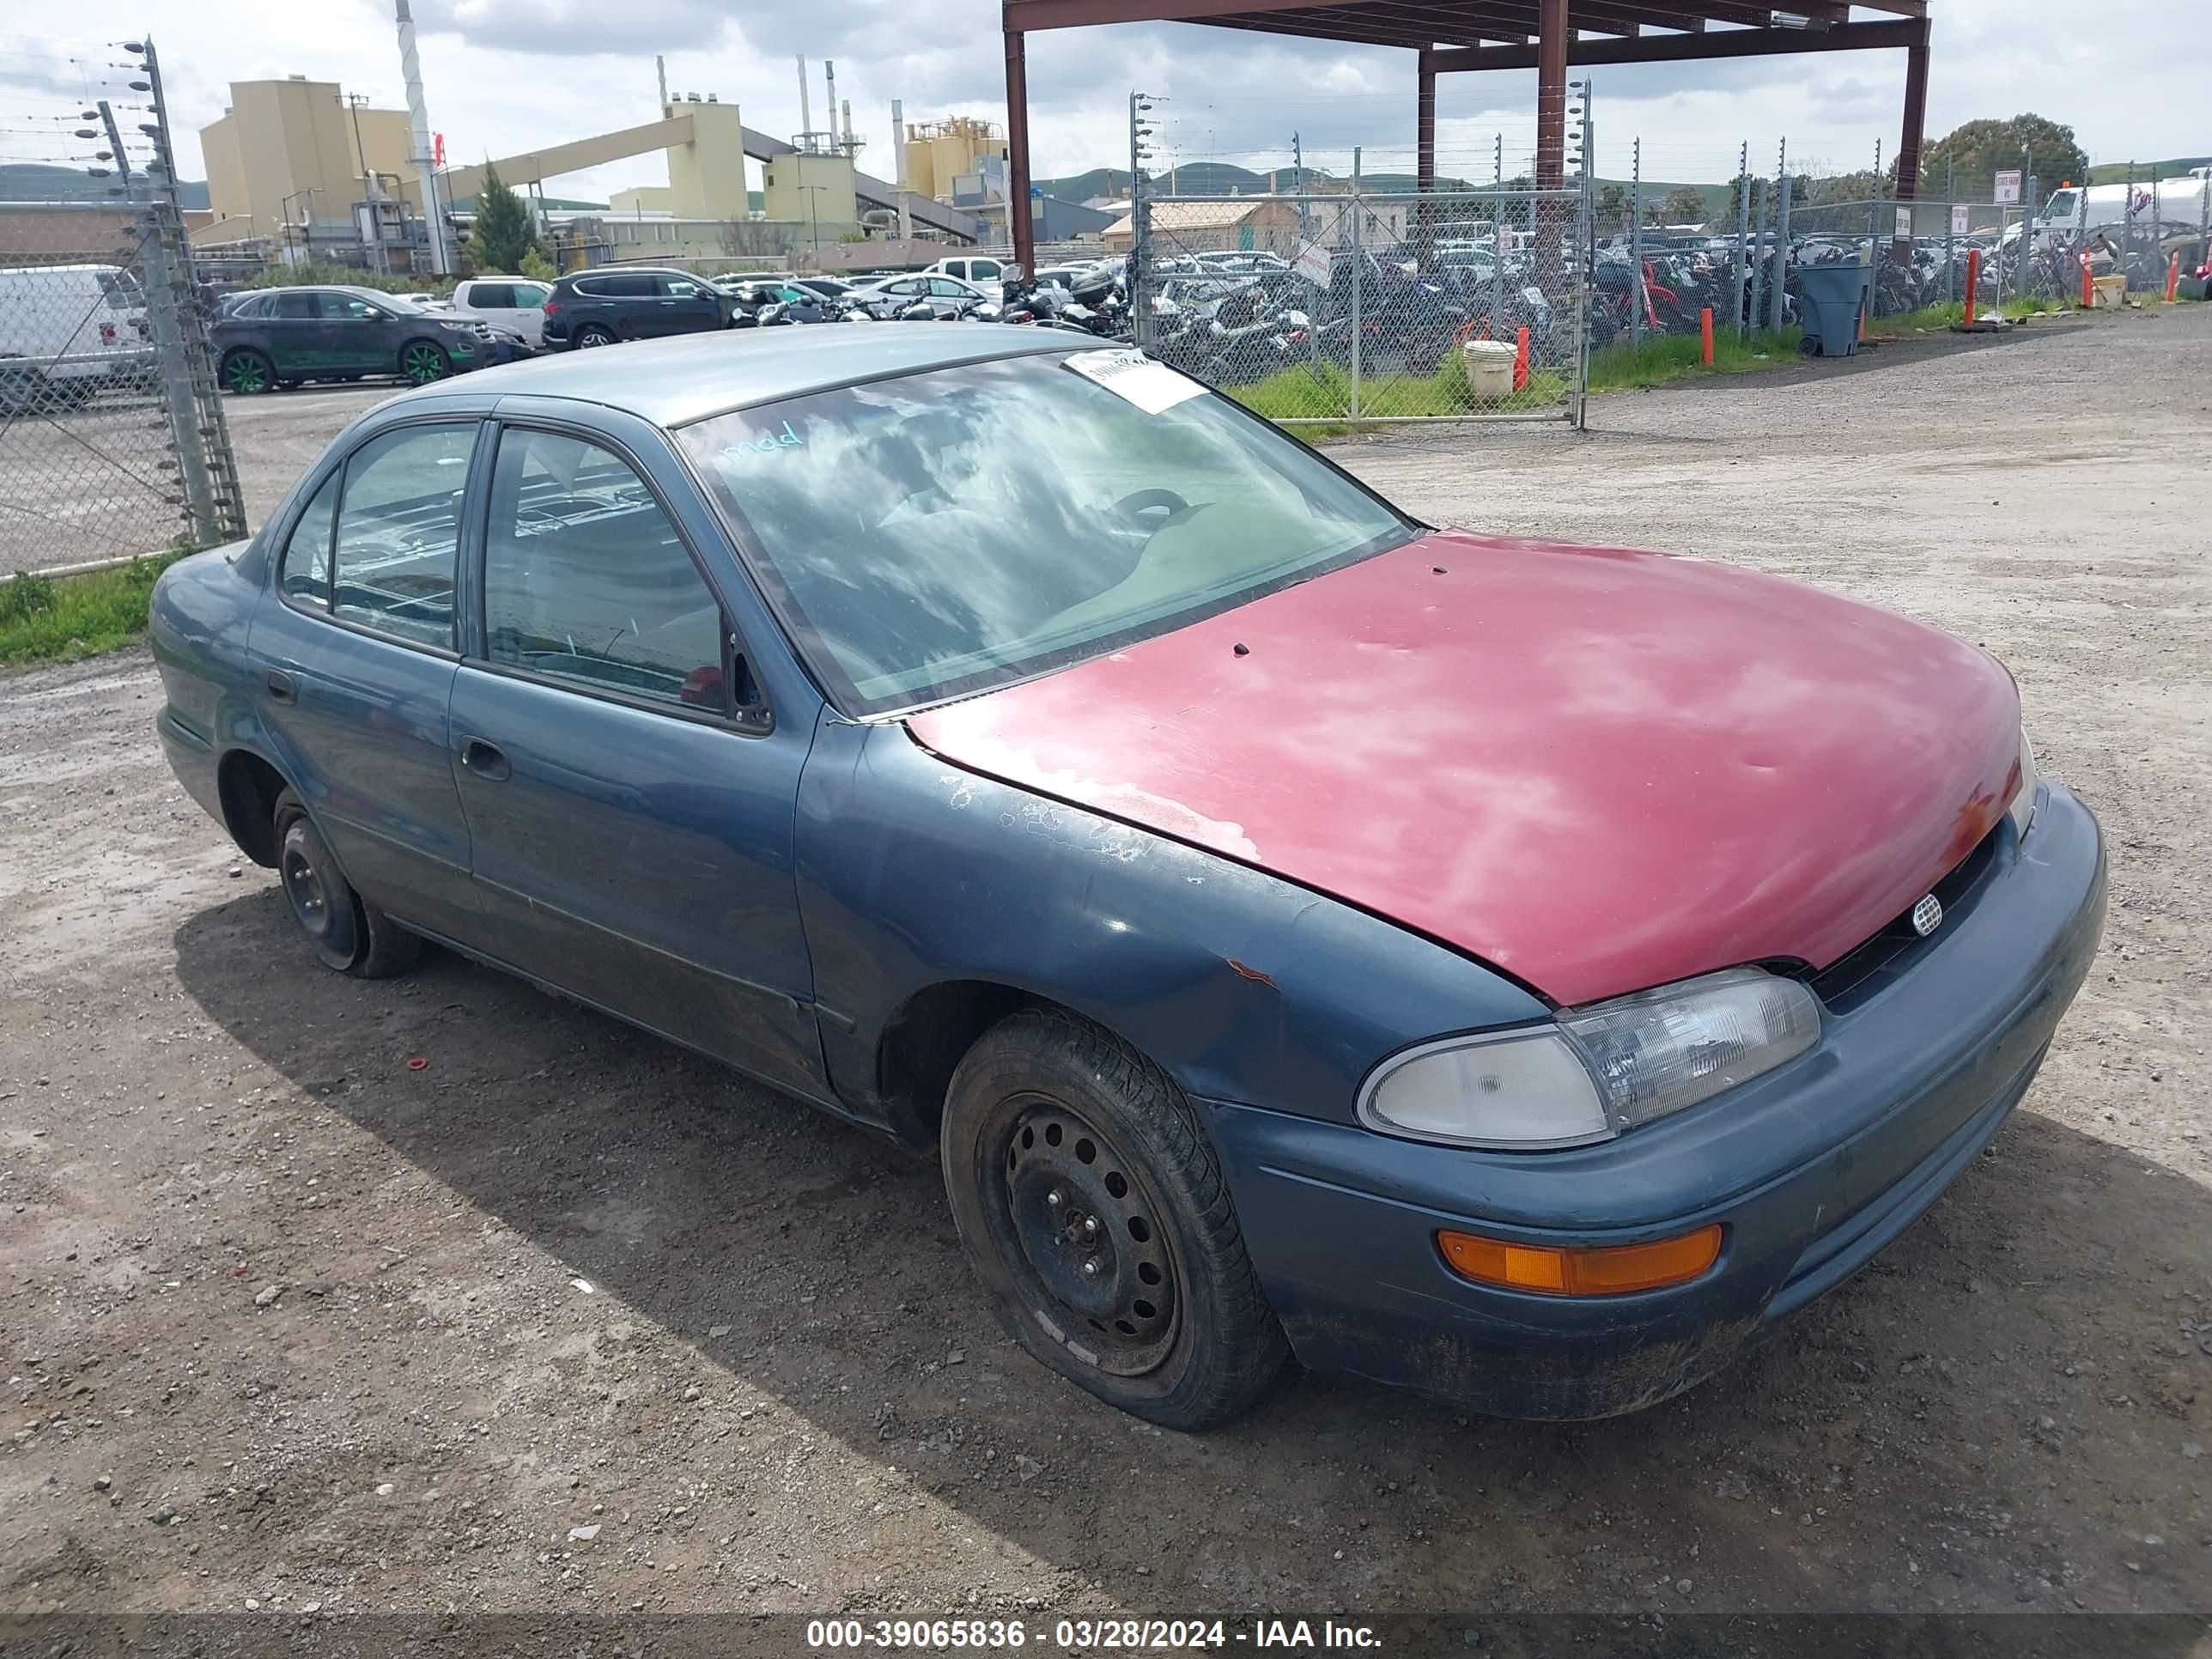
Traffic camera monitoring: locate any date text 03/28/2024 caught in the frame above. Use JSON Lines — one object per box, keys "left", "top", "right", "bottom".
{"left": 804, "top": 1618, "right": 1382, "bottom": 1650}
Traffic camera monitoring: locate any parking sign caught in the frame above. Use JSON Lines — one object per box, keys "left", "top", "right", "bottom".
{"left": 1951, "top": 204, "right": 1971, "bottom": 234}
{"left": 1994, "top": 169, "right": 2022, "bottom": 206}
{"left": 1895, "top": 207, "right": 1913, "bottom": 240}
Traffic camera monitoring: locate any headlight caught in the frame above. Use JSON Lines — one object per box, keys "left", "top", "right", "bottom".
{"left": 1358, "top": 967, "right": 1821, "bottom": 1152}
{"left": 2008, "top": 726, "right": 2039, "bottom": 841}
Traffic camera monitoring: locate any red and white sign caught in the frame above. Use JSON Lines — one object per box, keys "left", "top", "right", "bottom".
{"left": 1994, "top": 169, "right": 2021, "bottom": 206}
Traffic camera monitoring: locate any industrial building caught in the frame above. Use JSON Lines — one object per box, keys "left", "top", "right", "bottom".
{"left": 197, "top": 76, "right": 416, "bottom": 246}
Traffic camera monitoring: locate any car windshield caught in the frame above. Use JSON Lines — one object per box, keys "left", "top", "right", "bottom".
{"left": 678, "top": 350, "right": 1413, "bottom": 717}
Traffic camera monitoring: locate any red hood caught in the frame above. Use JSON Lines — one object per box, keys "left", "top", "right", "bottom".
{"left": 908, "top": 532, "right": 2023, "bottom": 1006}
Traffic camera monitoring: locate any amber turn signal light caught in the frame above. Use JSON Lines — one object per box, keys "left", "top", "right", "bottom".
{"left": 1437, "top": 1224, "right": 1723, "bottom": 1296}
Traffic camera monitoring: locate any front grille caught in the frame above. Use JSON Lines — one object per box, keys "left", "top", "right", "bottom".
{"left": 1805, "top": 824, "right": 2004, "bottom": 1013}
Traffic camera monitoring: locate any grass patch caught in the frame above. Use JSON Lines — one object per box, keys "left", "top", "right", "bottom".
{"left": 1231, "top": 355, "right": 1569, "bottom": 429}
{"left": 1872, "top": 296, "right": 2064, "bottom": 334}
{"left": 1583, "top": 325, "right": 1802, "bottom": 392}
{"left": 0, "top": 550, "right": 192, "bottom": 667}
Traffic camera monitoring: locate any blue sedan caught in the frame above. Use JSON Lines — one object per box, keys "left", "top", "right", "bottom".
{"left": 150, "top": 329, "right": 2102, "bottom": 1429}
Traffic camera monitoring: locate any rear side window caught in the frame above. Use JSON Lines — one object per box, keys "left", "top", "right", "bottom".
{"left": 577, "top": 273, "right": 655, "bottom": 298}
{"left": 330, "top": 423, "right": 476, "bottom": 649}
{"left": 280, "top": 473, "right": 339, "bottom": 611}
{"left": 270, "top": 292, "right": 318, "bottom": 319}
{"left": 661, "top": 276, "right": 706, "bottom": 299}
{"left": 513, "top": 283, "right": 550, "bottom": 307}
{"left": 480, "top": 429, "right": 725, "bottom": 711}
{"left": 468, "top": 283, "right": 514, "bottom": 309}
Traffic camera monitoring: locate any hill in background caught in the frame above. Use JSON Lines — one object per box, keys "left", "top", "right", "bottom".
{"left": 2, "top": 161, "right": 209, "bottom": 209}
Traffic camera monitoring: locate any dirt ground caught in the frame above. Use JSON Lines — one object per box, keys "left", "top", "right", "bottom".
{"left": 2, "top": 306, "right": 2208, "bottom": 1639}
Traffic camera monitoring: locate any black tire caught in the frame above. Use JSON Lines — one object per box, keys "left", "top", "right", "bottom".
{"left": 398, "top": 338, "right": 452, "bottom": 385}
{"left": 941, "top": 1007, "right": 1288, "bottom": 1430}
{"left": 574, "top": 323, "right": 617, "bottom": 349}
{"left": 270, "top": 787, "right": 423, "bottom": 979}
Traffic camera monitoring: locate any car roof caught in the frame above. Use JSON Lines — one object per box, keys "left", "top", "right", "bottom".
{"left": 375, "top": 323, "right": 1081, "bottom": 428}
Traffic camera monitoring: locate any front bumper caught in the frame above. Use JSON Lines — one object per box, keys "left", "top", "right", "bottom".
{"left": 1204, "top": 781, "right": 2106, "bottom": 1419}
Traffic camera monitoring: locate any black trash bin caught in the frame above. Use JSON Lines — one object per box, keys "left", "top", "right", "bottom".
{"left": 1796, "top": 261, "right": 1871, "bottom": 357}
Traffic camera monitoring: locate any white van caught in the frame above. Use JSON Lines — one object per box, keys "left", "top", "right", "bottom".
{"left": 446, "top": 275, "right": 553, "bottom": 347}
{"left": 2039, "top": 173, "right": 2212, "bottom": 240}
{"left": 0, "top": 263, "right": 154, "bottom": 410}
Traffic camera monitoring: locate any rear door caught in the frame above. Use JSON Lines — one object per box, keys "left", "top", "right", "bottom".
{"left": 260, "top": 290, "right": 324, "bottom": 377}
{"left": 252, "top": 418, "right": 489, "bottom": 930}
{"left": 446, "top": 421, "right": 823, "bottom": 1092}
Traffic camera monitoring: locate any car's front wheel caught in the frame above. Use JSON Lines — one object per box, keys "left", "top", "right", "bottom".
{"left": 271, "top": 788, "right": 423, "bottom": 978}
{"left": 941, "top": 1007, "right": 1288, "bottom": 1430}
{"left": 398, "top": 340, "right": 451, "bottom": 385}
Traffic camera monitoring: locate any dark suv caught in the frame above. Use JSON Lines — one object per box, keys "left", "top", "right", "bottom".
{"left": 213, "top": 286, "right": 493, "bottom": 392}
{"left": 542, "top": 268, "right": 732, "bottom": 349}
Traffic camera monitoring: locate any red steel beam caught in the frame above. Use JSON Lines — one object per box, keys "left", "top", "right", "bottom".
{"left": 1005, "top": 27, "right": 1034, "bottom": 271}
{"left": 1894, "top": 13, "right": 1931, "bottom": 202}
{"left": 1534, "top": 0, "right": 1567, "bottom": 190}
{"left": 1431, "top": 16, "right": 1923, "bottom": 71}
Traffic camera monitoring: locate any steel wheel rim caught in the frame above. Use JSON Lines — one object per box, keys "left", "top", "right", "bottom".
{"left": 280, "top": 843, "right": 333, "bottom": 940}
{"left": 226, "top": 356, "right": 266, "bottom": 392}
{"left": 990, "top": 1097, "right": 1181, "bottom": 1377}
{"left": 403, "top": 344, "right": 447, "bottom": 383}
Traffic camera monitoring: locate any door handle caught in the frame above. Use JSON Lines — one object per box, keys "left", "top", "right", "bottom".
{"left": 459, "top": 737, "right": 511, "bottom": 781}
{"left": 264, "top": 669, "right": 296, "bottom": 704}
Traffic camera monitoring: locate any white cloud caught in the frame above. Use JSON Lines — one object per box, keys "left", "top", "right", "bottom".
{"left": 54, "top": 0, "right": 2212, "bottom": 199}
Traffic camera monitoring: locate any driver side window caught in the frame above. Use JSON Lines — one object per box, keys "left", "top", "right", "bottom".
{"left": 481, "top": 429, "right": 727, "bottom": 712}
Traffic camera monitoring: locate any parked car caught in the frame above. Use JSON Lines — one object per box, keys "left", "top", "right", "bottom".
{"left": 848, "top": 273, "right": 995, "bottom": 319}
{"left": 788, "top": 276, "right": 865, "bottom": 306}
{"left": 540, "top": 266, "right": 732, "bottom": 349}
{"left": 149, "top": 328, "right": 2105, "bottom": 1431}
{"left": 447, "top": 276, "right": 554, "bottom": 348}
{"left": 213, "top": 285, "right": 495, "bottom": 392}
{"left": 0, "top": 262, "right": 155, "bottom": 412}
{"left": 927, "top": 254, "right": 1010, "bottom": 286}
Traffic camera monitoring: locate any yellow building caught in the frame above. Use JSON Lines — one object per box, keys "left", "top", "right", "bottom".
{"left": 199, "top": 76, "right": 414, "bottom": 237}
{"left": 759, "top": 151, "right": 860, "bottom": 242}
{"left": 902, "top": 118, "right": 1006, "bottom": 204}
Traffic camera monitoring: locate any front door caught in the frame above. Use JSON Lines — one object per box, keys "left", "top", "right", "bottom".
{"left": 318, "top": 291, "right": 396, "bottom": 372}
{"left": 252, "top": 419, "right": 487, "bottom": 928}
{"left": 656, "top": 274, "right": 723, "bottom": 336}
{"left": 446, "top": 423, "right": 823, "bottom": 1096}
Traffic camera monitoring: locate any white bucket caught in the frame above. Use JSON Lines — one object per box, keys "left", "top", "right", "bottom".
{"left": 1461, "top": 338, "right": 1517, "bottom": 400}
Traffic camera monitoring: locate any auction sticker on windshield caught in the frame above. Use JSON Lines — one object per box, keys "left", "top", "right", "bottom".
{"left": 1065, "top": 349, "right": 1206, "bottom": 416}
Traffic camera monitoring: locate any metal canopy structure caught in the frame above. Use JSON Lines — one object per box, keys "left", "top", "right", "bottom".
{"left": 1000, "top": 0, "right": 1931, "bottom": 270}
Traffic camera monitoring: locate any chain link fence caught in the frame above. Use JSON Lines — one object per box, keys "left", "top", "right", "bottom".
{"left": 1127, "top": 185, "right": 1588, "bottom": 424}
{"left": 1, "top": 43, "right": 246, "bottom": 577}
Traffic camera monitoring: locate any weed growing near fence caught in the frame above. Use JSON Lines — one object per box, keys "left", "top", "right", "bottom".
{"left": 1583, "top": 326, "right": 1803, "bottom": 392}
{"left": 1874, "top": 297, "right": 2063, "bottom": 334}
{"left": 0, "top": 551, "right": 191, "bottom": 667}
{"left": 1232, "top": 356, "right": 1569, "bottom": 425}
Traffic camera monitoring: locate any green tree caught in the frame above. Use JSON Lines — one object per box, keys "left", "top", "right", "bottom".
{"left": 1597, "top": 181, "right": 1629, "bottom": 230}
{"left": 1921, "top": 115, "right": 2089, "bottom": 200}
{"left": 517, "top": 245, "right": 557, "bottom": 283}
{"left": 466, "top": 162, "right": 545, "bottom": 275}
{"left": 1658, "top": 184, "right": 1709, "bottom": 224}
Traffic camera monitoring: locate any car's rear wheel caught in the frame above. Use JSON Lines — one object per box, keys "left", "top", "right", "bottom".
{"left": 220, "top": 349, "right": 274, "bottom": 394}
{"left": 398, "top": 340, "right": 451, "bottom": 385}
{"left": 574, "top": 323, "right": 617, "bottom": 349}
{"left": 940, "top": 1007, "right": 1288, "bottom": 1430}
{"left": 270, "top": 787, "right": 423, "bottom": 979}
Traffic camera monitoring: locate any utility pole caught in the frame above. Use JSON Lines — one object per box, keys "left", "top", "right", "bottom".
{"left": 799, "top": 184, "right": 825, "bottom": 270}
{"left": 1630, "top": 134, "right": 1644, "bottom": 346}
{"left": 343, "top": 92, "right": 387, "bottom": 273}
{"left": 1292, "top": 131, "right": 1310, "bottom": 243}
{"left": 1733, "top": 139, "right": 1751, "bottom": 337}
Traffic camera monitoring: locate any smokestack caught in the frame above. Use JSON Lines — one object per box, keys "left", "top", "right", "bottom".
{"left": 393, "top": 0, "right": 450, "bottom": 274}
{"left": 891, "top": 98, "right": 910, "bottom": 240}
{"left": 795, "top": 55, "right": 811, "bottom": 143}
{"left": 655, "top": 54, "right": 667, "bottom": 112}
{"left": 823, "top": 59, "right": 837, "bottom": 149}
{"left": 842, "top": 99, "right": 854, "bottom": 155}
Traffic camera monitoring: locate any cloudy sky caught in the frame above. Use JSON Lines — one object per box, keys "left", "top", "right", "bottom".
{"left": 8, "top": 0, "right": 2207, "bottom": 200}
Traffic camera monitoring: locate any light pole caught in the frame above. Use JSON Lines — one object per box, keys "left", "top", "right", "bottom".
{"left": 799, "top": 184, "right": 827, "bottom": 270}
